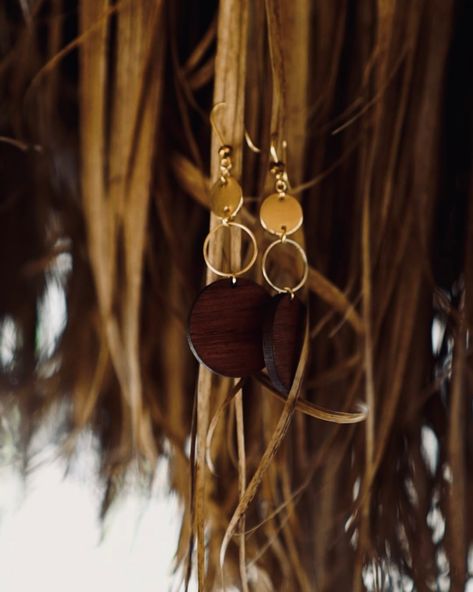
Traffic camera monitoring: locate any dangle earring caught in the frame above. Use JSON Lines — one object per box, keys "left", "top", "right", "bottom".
{"left": 259, "top": 141, "right": 308, "bottom": 394}
{"left": 187, "top": 105, "right": 270, "bottom": 378}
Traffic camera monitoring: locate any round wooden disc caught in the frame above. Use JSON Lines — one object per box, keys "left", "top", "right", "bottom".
{"left": 263, "top": 294, "right": 306, "bottom": 394}
{"left": 259, "top": 193, "right": 303, "bottom": 236}
{"left": 188, "top": 279, "right": 270, "bottom": 377}
{"left": 210, "top": 177, "right": 243, "bottom": 219}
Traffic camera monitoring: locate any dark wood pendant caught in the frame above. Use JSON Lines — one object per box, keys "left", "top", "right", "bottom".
{"left": 188, "top": 278, "right": 270, "bottom": 377}
{"left": 263, "top": 293, "right": 306, "bottom": 394}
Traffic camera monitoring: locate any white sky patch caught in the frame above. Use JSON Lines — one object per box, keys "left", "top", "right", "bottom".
{"left": 0, "top": 250, "right": 199, "bottom": 592}
{"left": 36, "top": 251, "right": 71, "bottom": 361}
{"left": 36, "top": 276, "right": 67, "bottom": 360}
{"left": 431, "top": 317, "right": 445, "bottom": 356}
{"left": 0, "top": 446, "right": 196, "bottom": 592}
{"left": 0, "top": 316, "right": 18, "bottom": 368}
{"left": 421, "top": 425, "right": 439, "bottom": 475}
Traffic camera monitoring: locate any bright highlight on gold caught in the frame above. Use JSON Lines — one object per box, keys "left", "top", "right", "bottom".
{"left": 259, "top": 192, "right": 303, "bottom": 236}
{"left": 210, "top": 177, "right": 243, "bottom": 219}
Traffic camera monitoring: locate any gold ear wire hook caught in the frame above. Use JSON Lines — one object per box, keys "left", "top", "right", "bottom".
{"left": 210, "top": 102, "right": 227, "bottom": 146}
{"left": 244, "top": 130, "right": 288, "bottom": 161}
{"left": 244, "top": 130, "right": 261, "bottom": 153}
{"left": 269, "top": 136, "right": 290, "bottom": 194}
{"left": 270, "top": 135, "right": 287, "bottom": 164}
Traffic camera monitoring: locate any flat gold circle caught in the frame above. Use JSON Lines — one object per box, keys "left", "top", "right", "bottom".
{"left": 203, "top": 221, "right": 258, "bottom": 278}
{"left": 260, "top": 193, "right": 303, "bottom": 236}
{"left": 262, "top": 238, "right": 308, "bottom": 294}
{"left": 210, "top": 177, "right": 243, "bottom": 219}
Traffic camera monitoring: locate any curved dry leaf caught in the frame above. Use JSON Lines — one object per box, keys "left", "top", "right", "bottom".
{"left": 219, "top": 322, "right": 309, "bottom": 580}
{"left": 255, "top": 372, "right": 367, "bottom": 424}
{"left": 205, "top": 379, "right": 244, "bottom": 474}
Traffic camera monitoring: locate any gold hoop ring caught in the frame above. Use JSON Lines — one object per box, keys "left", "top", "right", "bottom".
{"left": 203, "top": 221, "right": 258, "bottom": 278}
{"left": 262, "top": 238, "right": 308, "bottom": 293}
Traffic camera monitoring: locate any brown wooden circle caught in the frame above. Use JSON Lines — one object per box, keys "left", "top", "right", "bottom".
{"left": 188, "top": 278, "right": 270, "bottom": 377}
{"left": 263, "top": 294, "right": 306, "bottom": 394}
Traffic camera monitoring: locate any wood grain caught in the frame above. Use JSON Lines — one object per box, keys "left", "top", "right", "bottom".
{"left": 263, "top": 293, "right": 306, "bottom": 394}
{"left": 188, "top": 278, "right": 270, "bottom": 377}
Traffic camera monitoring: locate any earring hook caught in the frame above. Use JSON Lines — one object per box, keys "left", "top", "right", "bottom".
{"left": 244, "top": 130, "right": 288, "bottom": 170}
{"left": 210, "top": 102, "right": 227, "bottom": 146}
{"left": 244, "top": 130, "right": 261, "bottom": 153}
{"left": 270, "top": 135, "right": 287, "bottom": 164}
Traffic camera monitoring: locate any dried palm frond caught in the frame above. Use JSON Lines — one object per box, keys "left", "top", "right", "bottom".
{"left": 0, "top": 0, "right": 472, "bottom": 590}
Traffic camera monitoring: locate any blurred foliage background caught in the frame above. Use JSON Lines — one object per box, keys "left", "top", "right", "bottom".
{"left": 0, "top": 0, "right": 472, "bottom": 590}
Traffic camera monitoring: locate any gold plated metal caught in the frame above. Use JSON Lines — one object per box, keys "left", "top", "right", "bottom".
{"left": 203, "top": 103, "right": 256, "bottom": 280}
{"left": 244, "top": 130, "right": 261, "bottom": 153}
{"left": 260, "top": 193, "right": 303, "bottom": 236}
{"left": 270, "top": 136, "right": 287, "bottom": 164}
{"left": 262, "top": 238, "right": 309, "bottom": 294}
{"left": 210, "top": 177, "right": 243, "bottom": 219}
{"left": 203, "top": 222, "right": 258, "bottom": 278}
{"left": 259, "top": 137, "right": 309, "bottom": 293}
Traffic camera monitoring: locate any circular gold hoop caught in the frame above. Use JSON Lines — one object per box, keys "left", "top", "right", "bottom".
{"left": 262, "top": 238, "right": 308, "bottom": 294}
{"left": 203, "top": 222, "right": 258, "bottom": 278}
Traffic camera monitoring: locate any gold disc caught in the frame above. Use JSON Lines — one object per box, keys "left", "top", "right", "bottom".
{"left": 259, "top": 193, "right": 303, "bottom": 236}
{"left": 210, "top": 177, "right": 243, "bottom": 219}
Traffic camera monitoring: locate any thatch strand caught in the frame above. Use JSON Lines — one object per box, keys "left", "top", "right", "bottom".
{"left": 0, "top": 0, "right": 472, "bottom": 590}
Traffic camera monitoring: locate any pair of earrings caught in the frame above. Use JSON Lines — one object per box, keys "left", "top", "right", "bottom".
{"left": 187, "top": 127, "right": 308, "bottom": 395}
